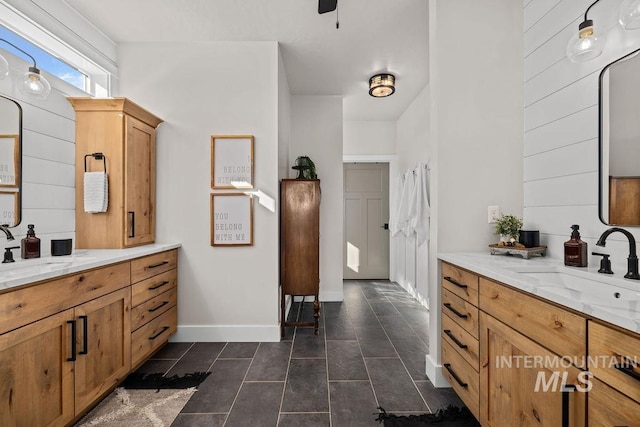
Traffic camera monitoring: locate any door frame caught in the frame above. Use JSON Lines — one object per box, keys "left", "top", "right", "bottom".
{"left": 343, "top": 154, "right": 398, "bottom": 281}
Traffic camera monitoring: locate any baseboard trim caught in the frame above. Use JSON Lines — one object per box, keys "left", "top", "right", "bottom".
{"left": 426, "top": 353, "right": 451, "bottom": 388}
{"left": 171, "top": 325, "right": 280, "bottom": 342}
{"left": 319, "top": 290, "right": 344, "bottom": 302}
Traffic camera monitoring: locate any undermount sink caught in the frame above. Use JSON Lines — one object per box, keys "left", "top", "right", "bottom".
{"left": 516, "top": 269, "right": 640, "bottom": 320}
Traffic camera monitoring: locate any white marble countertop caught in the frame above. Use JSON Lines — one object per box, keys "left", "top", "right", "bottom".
{"left": 0, "top": 242, "right": 181, "bottom": 293}
{"left": 439, "top": 252, "right": 640, "bottom": 334}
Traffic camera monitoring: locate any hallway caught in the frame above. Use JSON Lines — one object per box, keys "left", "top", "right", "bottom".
{"left": 136, "top": 280, "right": 463, "bottom": 426}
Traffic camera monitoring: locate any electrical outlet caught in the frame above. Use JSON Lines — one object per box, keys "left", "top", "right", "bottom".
{"left": 488, "top": 206, "right": 500, "bottom": 224}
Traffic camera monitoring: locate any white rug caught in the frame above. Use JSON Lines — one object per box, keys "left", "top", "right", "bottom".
{"left": 76, "top": 387, "right": 196, "bottom": 427}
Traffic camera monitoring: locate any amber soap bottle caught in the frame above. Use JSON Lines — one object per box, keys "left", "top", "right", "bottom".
{"left": 564, "top": 224, "right": 587, "bottom": 267}
{"left": 21, "top": 224, "right": 41, "bottom": 259}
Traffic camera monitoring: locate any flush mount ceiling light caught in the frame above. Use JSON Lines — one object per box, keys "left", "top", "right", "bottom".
{"left": 369, "top": 73, "right": 395, "bottom": 98}
{"left": 566, "top": 0, "right": 607, "bottom": 63}
{"left": 0, "top": 38, "right": 51, "bottom": 99}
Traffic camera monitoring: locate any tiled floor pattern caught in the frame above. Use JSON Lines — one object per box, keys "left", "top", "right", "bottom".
{"left": 135, "top": 280, "right": 464, "bottom": 426}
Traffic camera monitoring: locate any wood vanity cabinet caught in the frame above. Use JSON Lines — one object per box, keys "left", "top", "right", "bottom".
{"left": 0, "top": 249, "right": 178, "bottom": 426}
{"left": 587, "top": 320, "right": 640, "bottom": 425}
{"left": 68, "top": 97, "right": 163, "bottom": 249}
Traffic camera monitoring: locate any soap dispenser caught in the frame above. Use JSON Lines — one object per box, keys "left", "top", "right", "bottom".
{"left": 564, "top": 224, "right": 587, "bottom": 267}
{"left": 21, "top": 224, "right": 41, "bottom": 259}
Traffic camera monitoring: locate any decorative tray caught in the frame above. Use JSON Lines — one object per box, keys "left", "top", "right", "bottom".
{"left": 488, "top": 244, "right": 547, "bottom": 259}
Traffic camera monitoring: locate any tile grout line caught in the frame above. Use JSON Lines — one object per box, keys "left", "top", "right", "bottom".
{"left": 221, "top": 343, "right": 259, "bottom": 427}
{"left": 276, "top": 313, "right": 297, "bottom": 426}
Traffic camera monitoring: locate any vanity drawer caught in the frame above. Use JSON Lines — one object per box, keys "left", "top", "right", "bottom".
{"left": 588, "top": 378, "right": 640, "bottom": 426}
{"left": 132, "top": 306, "right": 177, "bottom": 368}
{"left": 441, "top": 340, "right": 480, "bottom": 420}
{"left": 441, "top": 262, "right": 479, "bottom": 306}
{"left": 131, "top": 269, "right": 177, "bottom": 307}
{"left": 0, "top": 262, "right": 130, "bottom": 335}
{"left": 589, "top": 320, "right": 640, "bottom": 403}
{"left": 442, "top": 312, "right": 479, "bottom": 371}
{"left": 479, "top": 278, "right": 585, "bottom": 360}
{"left": 131, "top": 287, "right": 177, "bottom": 332}
{"left": 131, "top": 249, "right": 177, "bottom": 283}
{"left": 442, "top": 288, "right": 479, "bottom": 339}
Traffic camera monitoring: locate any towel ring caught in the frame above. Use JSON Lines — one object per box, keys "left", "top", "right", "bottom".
{"left": 84, "top": 152, "right": 107, "bottom": 173}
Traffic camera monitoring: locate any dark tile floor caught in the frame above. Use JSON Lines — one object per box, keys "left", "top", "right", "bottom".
{"left": 135, "top": 280, "right": 464, "bottom": 426}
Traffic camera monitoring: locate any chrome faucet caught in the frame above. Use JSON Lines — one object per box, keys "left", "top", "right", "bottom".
{"left": 0, "top": 224, "right": 14, "bottom": 241}
{"left": 596, "top": 227, "right": 640, "bottom": 280}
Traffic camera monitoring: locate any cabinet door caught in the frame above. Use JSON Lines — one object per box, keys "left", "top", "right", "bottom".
{"left": 479, "top": 312, "right": 586, "bottom": 426}
{"left": 588, "top": 378, "right": 640, "bottom": 426}
{"left": 73, "top": 288, "right": 131, "bottom": 414}
{"left": 0, "top": 310, "right": 74, "bottom": 427}
{"left": 124, "top": 115, "right": 156, "bottom": 247}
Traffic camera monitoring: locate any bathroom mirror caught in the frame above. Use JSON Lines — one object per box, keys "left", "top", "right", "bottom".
{"left": 599, "top": 47, "right": 640, "bottom": 226}
{"left": 0, "top": 95, "right": 22, "bottom": 228}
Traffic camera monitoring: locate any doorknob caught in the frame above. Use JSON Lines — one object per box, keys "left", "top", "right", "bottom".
{"left": 381, "top": 223, "right": 389, "bottom": 230}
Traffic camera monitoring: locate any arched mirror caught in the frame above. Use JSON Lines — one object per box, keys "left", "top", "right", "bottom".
{"left": 599, "top": 48, "right": 640, "bottom": 226}
{"left": 0, "top": 94, "right": 22, "bottom": 228}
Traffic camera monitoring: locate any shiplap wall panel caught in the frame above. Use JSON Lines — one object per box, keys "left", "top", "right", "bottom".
{"left": 0, "top": 51, "right": 83, "bottom": 255}
{"left": 525, "top": 74, "right": 597, "bottom": 130}
{"left": 524, "top": 172, "right": 597, "bottom": 207}
{"left": 524, "top": 139, "right": 597, "bottom": 181}
{"left": 524, "top": 0, "right": 640, "bottom": 265}
{"left": 524, "top": 106, "right": 597, "bottom": 156}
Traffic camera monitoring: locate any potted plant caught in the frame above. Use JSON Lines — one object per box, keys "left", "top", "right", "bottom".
{"left": 495, "top": 214, "right": 523, "bottom": 246}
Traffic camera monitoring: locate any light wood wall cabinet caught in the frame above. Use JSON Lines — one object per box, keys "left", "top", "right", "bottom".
{"left": 68, "top": 97, "right": 163, "bottom": 249}
{"left": 0, "top": 249, "right": 178, "bottom": 426}
{"left": 280, "top": 179, "right": 321, "bottom": 337}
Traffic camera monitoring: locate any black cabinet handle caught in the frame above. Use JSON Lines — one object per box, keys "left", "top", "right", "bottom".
{"left": 149, "top": 326, "right": 170, "bottom": 340}
{"left": 149, "top": 301, "right": 169, "bottom": 313}
{"left": 443, "top": 329, "right": 468, "bottom": 349}
{"left": 444, "top": 303, "right": 468, "bottom": 319}
{"left": 128, "top": 211, "right": 135, "bottom": 238}
{"left": 147, "top": 261, "right": 169, "bottom": 269}
{"left": 614, "top": 363, "right": 640, "bottom": 381}
{"left": 443, "top": 363, "right": 468, "bottom": 388}
{"left": 444, "top": 276, "right": 468, "bottom": 289}
{"left": 561, "top": 385, "right": 576, "bottom": 427}
{"left": 149, "top": 280, "right": 170, "bottom": 291}
{"left": 79, "top": 315, "right": 88, "bottom": 355}
{"left": 67, "top": 320, "right": 77, "bottom": 362}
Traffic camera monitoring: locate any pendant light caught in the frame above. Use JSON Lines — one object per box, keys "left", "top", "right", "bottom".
{"left": 619, "top": 0, "right": 640, "bottom": 30}
{"left": 566, "top": 0, "right": 606, "bottom": 63}
{"left": 0, "top": 38, "right": 51, "bottom": 99}
{"left": 369, "top": 73, "right": 395, "bottom": 98}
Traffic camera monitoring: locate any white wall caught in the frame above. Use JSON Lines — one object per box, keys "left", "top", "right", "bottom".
{"left": 523, "top": 0, "right": 640, "bottom": 274}
{"left": 393, "top": 85, "right": 430, "bottom": 303}
{"left": 278, "top": 47, "right": 292, "bottom": 181}
{"left": 118, "top": 41, "right": 282, "bottom": 342}
{"left": 0, "top": 49, "right": 83, "bottom": 255}
{"left": 291, "top": 95, "right": 344, "bottom": 301}
{"left": 427, "top": 0, "right": 524, "bottom": 385}
{"left": 343, "top": 121, "right": 396, "bottom": 156}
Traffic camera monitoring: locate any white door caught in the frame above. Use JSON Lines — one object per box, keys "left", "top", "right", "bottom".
{"left": 343, "top": 163, "right": 390, "bottom": 279}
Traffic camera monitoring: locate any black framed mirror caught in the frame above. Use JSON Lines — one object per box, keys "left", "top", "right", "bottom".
{"left": 599, "top": 47, "right": 640, "bottom": 226}
{"left": 0, "top": 94, "right": 22, "bottom": 228}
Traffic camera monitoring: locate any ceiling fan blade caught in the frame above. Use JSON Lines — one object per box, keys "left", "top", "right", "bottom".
{"left": 318, "top": 0, "right": 337, "bottom": 14}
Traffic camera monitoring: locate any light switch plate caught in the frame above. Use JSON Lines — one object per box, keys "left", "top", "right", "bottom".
{"left": 488, "top": 206, "right": 500, "bottom": 223}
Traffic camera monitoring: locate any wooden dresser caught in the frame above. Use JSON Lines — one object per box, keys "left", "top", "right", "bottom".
{"left": 280, "top": 179, "right": 320, "bottom": 337}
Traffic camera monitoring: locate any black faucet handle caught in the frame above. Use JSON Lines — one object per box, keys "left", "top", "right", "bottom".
{"left": 2, "top": 246, "right": 19, "bottom": 263}
{"left": 592, "top": 252, "right": 613, "bottom": 274}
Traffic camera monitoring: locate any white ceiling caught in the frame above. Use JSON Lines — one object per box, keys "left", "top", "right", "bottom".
{"left": 65, "top": 0, "right": 429, "bottom": 121}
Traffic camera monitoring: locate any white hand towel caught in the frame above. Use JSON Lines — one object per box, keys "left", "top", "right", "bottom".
{"left": 411, "top": 164, "right": 431, "bottom": 246}
{"left": 84, "top": 172, "right": 108, "bottom": 213}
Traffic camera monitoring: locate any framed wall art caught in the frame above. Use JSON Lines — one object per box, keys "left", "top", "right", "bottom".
{"left": 210, "top": 193, "right": 253, "bottom": 246}
{"left": 211, "top": 135, "right": 254, "bottom": 189}
{"left": 0, "top": 135, "right": 19, "bottom": 188}
{"left": 0, "top": 191, "right": 18, "bottom": 225}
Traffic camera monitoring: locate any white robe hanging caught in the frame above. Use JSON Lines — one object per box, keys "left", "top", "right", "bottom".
{"left": 411, "top": 164, "right": 430, "bottom": 245}
{"left": 396, "top": 171, "right": 415, "bottom": 237}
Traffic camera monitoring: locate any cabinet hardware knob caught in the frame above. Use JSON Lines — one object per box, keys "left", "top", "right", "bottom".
{"left": 443, "top": 329, "right": 468, "bottom": 349}
{"left": 79, "top": 315, "right": 88, "bottom": 355}
{"left": 149, "top": 326, "right": 170, "bottom": 340}
{"left": 148, "top": 280, "right": 170, "bottom": 291}
{"left": 149, "top": 301, "right": 169, "bottom": 313}
{"left": 67, "top": 320, "right": 77, "bottom": 362}
{"left": 444, "top": 303, "right": 468, "bottom": 319}
{"left": 444, "top": 276, "right": 468, "bottom": 289}
{"left": 443, "top": 363, "right": 468, "bottom": 388}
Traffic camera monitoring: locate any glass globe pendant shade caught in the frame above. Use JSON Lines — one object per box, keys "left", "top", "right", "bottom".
{"left": 620, "top": 0, "right": 640, "bottom": 29}
{"left": 0, "top": 54, "right": 8, "bottom": 80}
{"left": 17, "top": 66, "right": 51, "bottom": 99}
{"left": 566, "top": 20, "right": 606, "bottom": 63}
